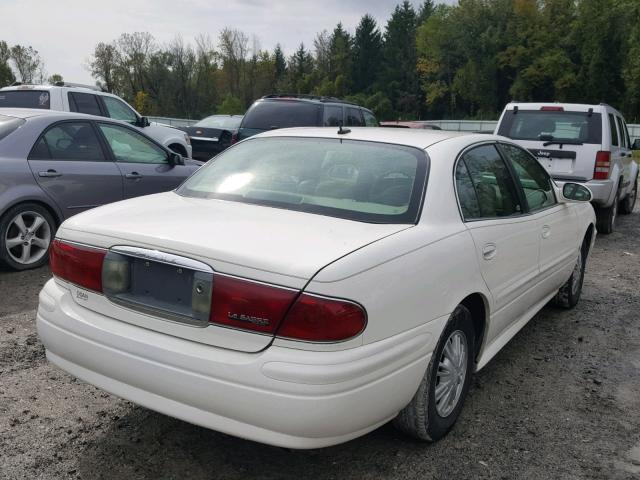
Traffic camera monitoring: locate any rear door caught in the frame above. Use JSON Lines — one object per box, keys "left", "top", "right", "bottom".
{"left": 96, "top": 122, "right": 195, "bottom": 198}
{"left": 497, "top": 107, "right": 602, "bottom": 181}
{"left": 615, "top": 115, "right": 633, "bottom": 193}
{"left": 454, "top": 143, "right": 540, "bottom": 339}
{"left": 27, "top": 121, "right": 123, "bottom": 216}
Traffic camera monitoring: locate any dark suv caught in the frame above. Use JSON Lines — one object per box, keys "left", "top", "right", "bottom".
{"left": 235, "top": 95, "right": 378, "bottom": 142}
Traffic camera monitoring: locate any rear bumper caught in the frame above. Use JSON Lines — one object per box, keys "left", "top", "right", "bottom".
{"left": 36, "top": 279, "right": 434, "bottom": 448}
{"left": 554, "top": 178, "right": 616, "bottom": 207}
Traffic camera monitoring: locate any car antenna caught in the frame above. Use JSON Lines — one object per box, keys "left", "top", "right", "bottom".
{"left": 587, "top": 107, "right": 593, "bottom": 117}
{"left": 337, "top": 122, "right": 351, "bottom": 135}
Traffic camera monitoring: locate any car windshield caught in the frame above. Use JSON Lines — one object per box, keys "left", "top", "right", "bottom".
{"left": 241, "top": 101, "right": 321, "bottom": 130}
{"left": 177, "top": 137, "right": 427, "bottom": 224}
{"left": 498, "top": 110, "right": 602, "bottom": 144}
{"left": 194, "top": 116, "right": 243, "bottom": 129}
{"left": 0, "top": 90, "right": 51, "bottom": 109}
{"left": 0, "top": 114, "right": 26, "bottom": 141}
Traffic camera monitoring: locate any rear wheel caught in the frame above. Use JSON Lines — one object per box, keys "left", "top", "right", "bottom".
{"left": 619, "top": 178, "right": 637, "bottom": 215}
{"left": 393, "top": 305, "right": 475, "bottom": 442}
{"left": 0, "top": 203, "right": 55, "bottom": 271}
{"left": 596, "top": 190, "right": 619, "bottom": 234}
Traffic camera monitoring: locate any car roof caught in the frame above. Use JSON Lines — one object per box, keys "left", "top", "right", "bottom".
{"left": 252, "top": 126, "right": 497, "bottom": 150}
{"left": 257, "top": 95, "right": 374, "bottom": 111}
{"left": 505, "top": 102, "right": 621, "bottom": 115}
{"left": 0, "top": 107, "right": 130, "bottom": 124}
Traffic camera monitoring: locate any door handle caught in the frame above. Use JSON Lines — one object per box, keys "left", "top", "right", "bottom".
{"left": 542, "top": 224, "right": 551, "bottom": 239}
{"left": 125, "top": 172, "right": 143, "bottom": 179}
{"left": 482, "top": 243, "right": 497, "bottom": 260}
{"left": 38, "top": 169, "right": 62, "bottom": 178}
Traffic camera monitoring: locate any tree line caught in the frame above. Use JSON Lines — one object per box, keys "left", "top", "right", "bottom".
{"left": 2, "top": 0, "right": 640, "bottom": 122}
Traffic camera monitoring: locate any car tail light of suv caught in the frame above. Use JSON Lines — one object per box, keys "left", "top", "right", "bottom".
{"left": 49, "top": 240, "right": 367, "bottom": 343}
{"left": 594, "top": 151, "right": 611, "bottom": 180}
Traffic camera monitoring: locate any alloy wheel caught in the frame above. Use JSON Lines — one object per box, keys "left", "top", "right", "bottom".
{"left": 435, "top": 330, "right": 468, "bottom": 417}
{"left": 4, "top": 211, "right": 52, "bottom": 265}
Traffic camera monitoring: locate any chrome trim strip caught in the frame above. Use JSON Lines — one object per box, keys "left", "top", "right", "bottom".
{"left": 110, "top": 246, "right": 214, "bottom": 273}
{"left": 190, "top": 136, "right": 219, "bottom": 142}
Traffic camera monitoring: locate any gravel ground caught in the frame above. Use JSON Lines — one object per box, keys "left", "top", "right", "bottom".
{"left": 1, "top": 205, "right": 639, "bottom": 479}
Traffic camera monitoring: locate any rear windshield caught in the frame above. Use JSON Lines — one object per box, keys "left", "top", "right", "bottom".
{"left": 241, "top": 101, "right": 321, "bottom": 130}
{"left": 177, "top": 137, "right": 427, "bottom": 224}
{"left": 498, "top": 110, "right": 602, "bottom": 144}
{"left": 0, "top": 115, "right": 26, "bottom": 141}
{"left": 0, "top": 90, "right": 51, "bottom": 109}
{"left": 195, "top": 116, "right": 243, "bottom": 129}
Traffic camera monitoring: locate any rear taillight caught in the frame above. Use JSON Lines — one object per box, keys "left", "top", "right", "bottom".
{"left": 49, "top": 239, "right": 106, "bottom": 292}
{"left": 209, "top": 275, "right": 297, "bottom": 334}
{"left": 208, "top": 275, "right": 367, "bottom": 342}
{"left": 540, "top": 106, "right": 564, "bottom": 111}
{"left": 594, "top": 151, "right": 611, "bottom": 180}
{"left": 277, "top": 294, "right": 367, "bottom": 342}
{"left": 230, "top": 132, "right": 238, "bottom": 144}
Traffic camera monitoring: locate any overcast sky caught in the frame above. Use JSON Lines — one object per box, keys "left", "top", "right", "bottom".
{"left": 1, "top": 0, "right": 446, "bottom": 85}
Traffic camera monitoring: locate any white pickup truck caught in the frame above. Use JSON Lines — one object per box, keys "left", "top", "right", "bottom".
{"left": 495, "top": 102, "right": 638, "bottom": 233}
{"left": 0, "top": 83, "right": 192, "bottom": 158}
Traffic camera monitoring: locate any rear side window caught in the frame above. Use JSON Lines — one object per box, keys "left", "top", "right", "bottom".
{"left": 345, "top": 107, "right": 365, "bottom": 127}
{"left": 500, "top": 143, "right": 556, "bottom": 211}
{"left": 0, "top": 90, "right": 50, "bottom": 109}
{"left": 498, "top": 110, "right": 602, "bottom": 144}
{"left": 458, "top": 144, "right": 522, "bottom": 219}
{"left": 69, "top": 92, "right": 103, "bottom": 116}
{"left": 363, "top": 110, "right": 378, "bottom": 127}
{"left": 241, "top": 101, "right": 321, "bottom": 130}
{"left": 455, "top": 160, "right": 481, "bottom": 220}
{"left": 31, "top": 122, "right": 105, "bottom": 161}
{"left": 623, "top": 121, "right": 631, "bottom": 148}
{"left": 608, "top": 114, "right": 618, "bottom": 146}
{"left": 616, "top": 117, "right": 627, "bottom": 148}
{"left": 0, "top": 115, "right": 26, "bottom": 141}
{"left": 323, "top": 105, "right": 343, "bottom": 126}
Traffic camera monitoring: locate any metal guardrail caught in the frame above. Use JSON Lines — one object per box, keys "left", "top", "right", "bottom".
{"left": 147, "top": 116, "right": 640, "bottom": 140}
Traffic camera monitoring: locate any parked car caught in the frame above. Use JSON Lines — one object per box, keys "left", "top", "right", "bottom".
{"left": 0, "top": 82, "right": 193, "bottom": 158}
{"left": 495, "top": 102, "right": 639, "bottom": 233}
{"left": 235, "top": 94, "right": 378, "bottom": 142}
{"left": 177, "top": 115, "right": 243, "bottom": 160}
{"left": 0, "top": 109, "right": 202, "bottom": 270}
{"left": 380, "top": 121, "right": 442, "bottom": 130}
{"left": 37, "top": 127, "right": 596, "bottom": 448}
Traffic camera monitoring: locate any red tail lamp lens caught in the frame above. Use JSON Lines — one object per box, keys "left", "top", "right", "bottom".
{"left": 594, "top": 151, "right": 611, "bottom": 180}
{"left": 49, "top": 240, "right": 106, "bottom": 292}
{"left": 278, "top": 294, "right": 367, "bottom": 342}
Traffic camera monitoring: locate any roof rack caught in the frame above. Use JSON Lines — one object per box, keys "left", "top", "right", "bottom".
{"left": 53, "top": 81, "right": 104, "bottom": 92}
{"left": 261, "top": 94, "right": 356, "bottom": 105}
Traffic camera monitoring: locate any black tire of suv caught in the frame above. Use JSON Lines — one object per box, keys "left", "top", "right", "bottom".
{"left": 393, "top": 305, "right": 475, "bottom": 442}
{"left": 619, "top": 178, "right": 638, "bottom": 215}
{"left": 0, "top": 203, "right": 56, "bottom": 271}
{"left": 596, "top": 190, "right": 619, "bottom": 234}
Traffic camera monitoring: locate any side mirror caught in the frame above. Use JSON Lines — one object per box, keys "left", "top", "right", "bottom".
{"left": 632, "top": 138, "right": 640, "bottom": 151}
{"left": 137, "top": 116, "right": 151, "bottom": 128}
{"left": 562, "top": 182, "right": 592, "bottom": 202}
{"left": 168, "top": 152, "right": 184, "bottom": 166}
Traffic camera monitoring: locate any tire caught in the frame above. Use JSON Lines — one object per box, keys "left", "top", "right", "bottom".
{"left": 619, "top": 178, "right": 637, "bottom": 215}
{"left": 393, "top": 305, "right": 475, "bottom": 442}
{"left": 0, "top": 203, "right": 56, "bottom": 271}
{"left": 554, "top": 238, "right": 587, "bottom": 309}
{"left": 596, "top": 189, "right": 619, "bottom": 234}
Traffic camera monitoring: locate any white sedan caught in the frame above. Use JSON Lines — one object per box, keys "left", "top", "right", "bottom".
{"left": 37, "top": 127, "right": 596, "bottom": 448}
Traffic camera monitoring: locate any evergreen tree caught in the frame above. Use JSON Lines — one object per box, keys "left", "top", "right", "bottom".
{"left": 273, "top": 44, "right": 286, "bottom": 81}
{"left": 352, "top": 14, "right": 383, "bottom": 93}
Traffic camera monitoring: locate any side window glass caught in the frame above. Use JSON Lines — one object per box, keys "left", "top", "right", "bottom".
{"left": 323, "top": 106, "right": 343, "bottom": 126}
{"left": 68, "top": 93, "right": 103, "bottom": 117}
{"left": 623, "top": 121, "right": 632, "bottom": 148}
{"left": 455, "top": 160, "right": 481, "bottom": 220}
{"left": 363, "top": 111, "right": 378, "bottom": 127}
{"left": 102, "top": 96, "right": 138, "bottom": 124}
{"left": 609, "top": 113, "right": 619, "bottom": 147}
{"left": 98, "top": 123, "right": 167, "bottom": 164}
{"left": 39, "top": 122, "right": 105, "bottom": 161}
{"left": 345, "top": 107, "right": 365, "bottom": 127}
{"left": 500, "top": 143, "right": 556, "bottom": 211}
{"left": 616, "top": 117, "right": 627, "bottom": 148}
{"left": 29, "top": 137, "right": 51, "bottom": 160}
{"left": 461, "top": 144, "right": 522, "bottom": 218}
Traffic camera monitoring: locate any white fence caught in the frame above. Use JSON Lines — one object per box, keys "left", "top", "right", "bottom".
{"left": 148, "top": 116, "right": 640, "bottom": 140}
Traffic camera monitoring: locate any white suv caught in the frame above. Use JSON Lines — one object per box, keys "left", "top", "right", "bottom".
{"left": 495, "top": 102, "right": 638, "bottom": 233}
{"left": 0, "top": 83, "right": 192, "bottom": 158}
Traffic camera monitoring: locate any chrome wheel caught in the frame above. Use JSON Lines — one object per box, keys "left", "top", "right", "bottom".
{"left": 570, "top": 250, "right": 583, "bottom": 296}
{"left": 435, "top": 330, "right": 468, "bottom": 417}
{"left": 4, "top": 211, "right": 51, "bottom": 265}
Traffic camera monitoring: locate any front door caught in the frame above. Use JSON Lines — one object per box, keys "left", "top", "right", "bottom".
{"left": 27, "top": 121, "right": 123, "bottom": 218}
